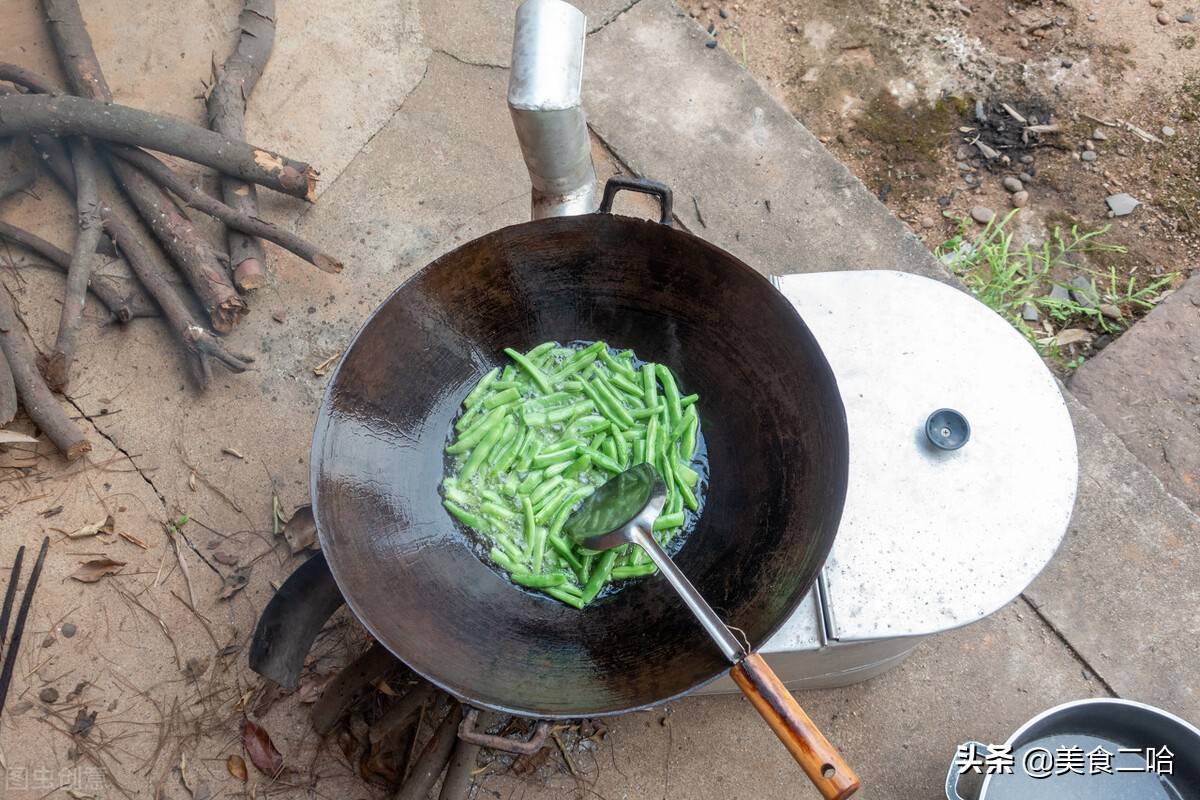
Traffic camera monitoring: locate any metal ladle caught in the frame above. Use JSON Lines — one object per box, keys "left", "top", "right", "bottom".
{"left": 565, "top": 463, "right": 861, "bottom": 800}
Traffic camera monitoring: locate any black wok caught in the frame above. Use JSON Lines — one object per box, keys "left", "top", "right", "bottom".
{"left": 312, "top": 178, "right": 849, "bottom": 722}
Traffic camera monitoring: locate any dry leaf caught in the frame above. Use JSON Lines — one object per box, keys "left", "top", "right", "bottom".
{"left": 282, "top": 505, "right": 317, "bottom": 554}
{"left": 213, "top": 549, "right": 239, "bottom": 567}
{"left": 242, "top": 719, "right": 284, "bottom": 778}
{"left": 66, "top": 515, "right": 114, "bottom": 539}
{"left": 220, "top": 569, "right": 249, "bottom": 600}
{"left": 0, "top": 430, "right": 39, "bottom": 445}
{"left": 70, "top": 558, "right": 126, "bottom": 583}
{"left": 313, "top": 352, "right": 340, "bottom": 376}
{"left": 227, "top": 754, "right": 248, "bottom": 782}
{"left": 296, "top": 671, "right": 334, "bottom": 704}
{"left": 222, "top": 447, "right": 245, "bottom": 459}
{"left": 372, "top": 677, "right": 398, "bottom": 697}
{"left": 1055, "top": 328, "right": 1091, "bottom": 346}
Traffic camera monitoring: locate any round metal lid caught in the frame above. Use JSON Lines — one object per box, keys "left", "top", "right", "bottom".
{"left": 776, "top": 271, "right": 1078, "bottom": 641}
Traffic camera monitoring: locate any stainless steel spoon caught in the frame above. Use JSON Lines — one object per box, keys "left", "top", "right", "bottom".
{"left": 565, "top": 463, "right": 860, "bottom": 800}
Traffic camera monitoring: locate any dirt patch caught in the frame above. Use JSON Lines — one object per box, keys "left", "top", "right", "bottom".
{"left": 681, "top": 0, "right": 1197, "bottom": 358}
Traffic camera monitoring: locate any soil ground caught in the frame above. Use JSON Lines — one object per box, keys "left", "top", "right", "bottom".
{"left": 681, "top": 0, "right": 1199, "bottom": 360}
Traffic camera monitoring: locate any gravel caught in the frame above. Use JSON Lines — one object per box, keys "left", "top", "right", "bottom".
{"left": 1106, "top": 192, "right": 1140, "bottom": 216}
{"left": 970, "top": 206, "right": 995, "bottom": 224}
{"left": 1082, "top": 150, "right": 1098, "bottom": 162}
{"left": 1011, "top": 190, "right": 1030, "bottom": 208}
{"left": 1158, "top": 10, "right": 1172, "bottom": 23}
{"left": 1002, "top": 176, "right": 1024, "bottom": 193}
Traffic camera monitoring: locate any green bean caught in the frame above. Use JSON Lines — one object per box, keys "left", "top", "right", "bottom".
{"left": 552, "top": 344, "right": 603, "bottom": 380}
{"left": 591, "top": 377, "right": 635, "bottom": 427}
{"left": 525, "top": 392, "right": 573, "bottom": 411}
{"left": 680, "top": 406, "right": 699, "bottom": 460}
{"left": 490, "top": 546, "right": 520, "bottom": 573}
{"left": 460, "top": 419, "right": 505, "bottom": 480}
{"left": 589, "top": 431, "right": 609, "bottom": 453}
{"left": 599, "top": 348, "right": 637, "bottom": 380}
{"left": 577, "top": 379, "right": 626, "bottom": 430}
{"left": 522, "top": 411, "right": 550, "bottom": 427}
{"left": 530, "top": 521, "right": 548, "bottom": 572}
{"left": 480, "top": 501, "right": 517, "bottom": 521}
{"left": 675, "top": 461, "right": 700, "bottom": 487}
{"left": 492, "top": 426, "right": 527, "bottom": 475}
{"left": 608, "top": 369, "right": 644, "bottom": 399}
{"left": 655, "top": 364, "right": 682, "bottom": 428}
{"left": 502, "top": 473, "right": 519, "bottom": 495}
{"left": 611, "top": 423, "right": 630, "bottom": 467}
{"left": 487, "top": 419, "right": 518, "bottom": 469}
{"left": 632, "top": 439, "right": 646, "bottom": 464}
{"left": 490, "top": 380, "right": 521, "bottom": 391}
{"left": 570, "top": 416, "right": 610, "bottom": 436}
{"left": 544, "top": 460, "right": 571, "bottom": 477}
{"left": 483, "top": 386, "right": 520, "bottom": 409}
{"left": 644, "top": 415, "right": 658, "bottom": 465}
{"left": 676, "top": 474, "right": 698, "bottom": 511}
{"left": 529, "top": 475, "right": 565, "bottom": 506}
{"left": 547, "top": 399, "right": 592, "bottom": 424}
{"left": 613, "top": 563, "right": 658, "bottom": 580}
{"left": 630, "top": 403, "right": 664, "bottom": 421}
{"left": 642, "top": 362, "right": 658, "bottom": 408}
{"left": 532, "top": 446, "right": 580, "bottom": 469}
{"left": 580, "top": 447, "right": 622, "bottom": 474}
{"left": 525, "top": 340, "right": 557, "bottom": 362}
{"left": 544, "top": 586, "right": 584, "bottom": 608}
{"left": 444, "top": 500, "right": 486, "bottom": 530}
{"left": 463, "top": 367, "right": 500, "bottom": 408}
{"left": 455, "top": 402, "right": 484, "bottom": 432}
{"left": 481, "top": 488, "right": 505, "bottom": 505}
{"left": 581, "top": 550, "right": 618, "bottom": 604}
{"left": 510, "top": 572, "right": 566, "bottom": 588}
{"left": 514, "top": 437, "right": 538, "bottom": 472}
{"left": 547, "top": 532, "right": 584, "bottom": 572}
{"left": 442, "top": 484, "right": 473, "bottom": 506}
{"left": 601, "top": 437, "right": 618, "bottom": 462}
{"left": 521, "top": 496, "right": 536, "bottom": 553}
{"left": 504, "top": 348, "right": 553, "bottom": 393}
{"left": 535, "top": 485, "right": 572, "bottom": 522}
{"left": 652, "top": 511, "right": 685, "bottom": 531}
{"left": 680, "top": 393, "right": 699, "bottom": 408}
{"left": 563, "top": 454, "right": 592, "bottom": 478}
{"left": 447, "top": 407, "right": 505, "bottom": 454}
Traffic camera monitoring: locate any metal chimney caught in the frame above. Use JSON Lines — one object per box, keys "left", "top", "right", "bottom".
{"left": 508, "top": 0, "right": 598, "bottom": 219}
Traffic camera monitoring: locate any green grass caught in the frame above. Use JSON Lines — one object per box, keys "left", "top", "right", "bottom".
{"left": 936, "top": 211, "right": 1178, "bottom": 368}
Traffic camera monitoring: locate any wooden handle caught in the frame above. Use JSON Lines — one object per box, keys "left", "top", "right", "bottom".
{"left": 730, "top": 652, "right": 860, "bottom": 800}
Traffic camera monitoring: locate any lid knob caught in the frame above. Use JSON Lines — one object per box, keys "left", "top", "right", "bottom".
{"left": 925, "top": 408, "right": 970, "bottom": 451}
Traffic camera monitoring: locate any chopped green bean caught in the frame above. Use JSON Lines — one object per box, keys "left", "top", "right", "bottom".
{"left": 679, "top": 393, "right": 699, "bottom": 408}
{"left": 510, "top": 572, "right": 566, "bottom": 588}
{"left": 444, "top": 500, "right": 485, "bottom": 530}
{"left": 503, "top": 347, "right": 553, "bottom": 393}
{"left": 652, "top": 511, "right": 685, "bottom": 531}
{"left": 613, "top": 563, "right": 659, "bottom": 580}
{"left": 532, "top": 447, "right": 580, "bottom": 469}
{"left": 460, "top": 418, "right": 505, "bottom": 480}
{"left": 529, "top": 475, "right": 565, "bottom": 506}
{"left": 446, "top": 407, "right": 505, "bottom": 454}
{"left": 581, "top": 550, "right": 618, "bottom": 604}
{"left": 655, "top": 364, "right": 682, "bottom": 428}
{"left": 483, "top": 386, "right": 520, "bottom": 409}
{"left": 463, "top": 367, "right": 500, "bottom": 408}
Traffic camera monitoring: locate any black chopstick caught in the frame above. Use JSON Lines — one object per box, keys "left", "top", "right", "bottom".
{"left": 0, "top": 537, "right": 49, "bottom": 717}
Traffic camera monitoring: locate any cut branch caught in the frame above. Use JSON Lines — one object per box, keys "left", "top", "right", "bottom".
{"left": 0, "top": 288, "right": 89, "bottom": 458}
{"left": 0, "top": 220, "right": 154, "bottom": 321}
{"left": 110, "top": 146, "right": 342, "bottom": 274}
{"left": 0, "top": 94, "right": 319, "bottom": 201}
{"left": 395, "top": 702, "right": 462, "bottom": 800}
{"left": 208, "top": 0, "right": 277, "bottom": 290}
{"left": 109, "top": 154, "right": 247, "bottom": 332}
{"left": 44, "top": 136, "right": 103, "bottom": 390}
{"left": 0, "top": 62, "right": 60, "bottom": 95}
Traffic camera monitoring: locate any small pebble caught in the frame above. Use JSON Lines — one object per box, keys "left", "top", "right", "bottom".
{"left": 1022, "top": 302, "right": 1040, "bottom": 322}
{"left": 1106, "top": 192, "right": 1140, "bottom": 216}
{"left": 1062, "top": 58, "right": 1074, "bottom": 67}
{"left": 705, "top": 39, "right": 717, "bottom": 48}
{"left": 1002, "top": 176, "right": 1024, "bottom": 193}
{"left": 1092, "top": 128, "right": 1108, "bottom": 141}
{"left": 1019, "top": 154, "right": 1035, "bottom": 164}
{"left": 1158, "top": 10, "right": 1172, "bottom": 23}
{"left": 1149, "top": 0, "right": 1163, "bottom": 6}
{"left": 1087, "top": 13, "right": 1097, "bottom": 21}
{"left": 1019, "top": 171, "right": 1034, "bottom": 183}
{"left": 1019, "top": 36, "right": 1031, "bottom": 48}
{"left": 957, "top": 161, "right": 973, "bottom": 171}
{"left": 39, "top": 687, "right": 59, "bottom": 704}
{"left": 970, "top": 205, "right": 995, "bottom": 224}
{"left": 1084, "top": 140, "right": 1096, "bottom": 152}
{"left": 62, "top": 622, "right": 77, "bottom": 638}
{"left": 1011, "top": 190, "right": 1030, "bottom": 208}
{"left": 1093, "top": 334, "right": 1113, "bottom": 350}
{"left": 719, "top": 7, "right": 729, "bottom": 18}
{"left": 1162, "top": 125, "right": 1177, "bottom": 137}
{"left": 920, "top": 217, "right": 935, "bottom": 229}
{"left": 964, "top": 174, "right": 978, "bottom": 187}
{"left": 1082, "top": 150, "right": 1098, "bottom": 162}
{"left": 1179, "top": 12, "right": 1195, "bottom": 22}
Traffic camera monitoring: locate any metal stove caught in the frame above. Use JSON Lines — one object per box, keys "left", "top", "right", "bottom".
{"left": 507, "top": 0, "right": 1079, "bottom": 692}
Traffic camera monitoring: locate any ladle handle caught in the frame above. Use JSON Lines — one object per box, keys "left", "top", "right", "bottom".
{"left": 730, "top": 653, "right": 861, "bottom": 800}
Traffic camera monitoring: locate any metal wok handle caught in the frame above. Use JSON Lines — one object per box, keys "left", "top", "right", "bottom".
{"left": 598, "top": 176, "right": 673, "bottom": 225}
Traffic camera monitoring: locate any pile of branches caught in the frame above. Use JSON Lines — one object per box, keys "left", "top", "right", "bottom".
{"left": 0, "top": 0, "right": 341, "bottom": 460}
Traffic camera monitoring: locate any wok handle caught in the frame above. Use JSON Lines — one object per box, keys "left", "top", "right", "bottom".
{"left": 730, "top": 653, "right": 861, "bottom": 800}
{"left": 598, "top": 176, "right": 673, "bottom": 225}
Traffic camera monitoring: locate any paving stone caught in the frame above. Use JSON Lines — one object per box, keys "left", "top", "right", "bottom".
{"left": 1069, "top": 273, "right": 1200, "bottom": 514}
{"left": 1026, "top": 390, "right": 1200, "bottom": 720}
{"left": 583, "top": 0, "right": 950, "bottom": 282}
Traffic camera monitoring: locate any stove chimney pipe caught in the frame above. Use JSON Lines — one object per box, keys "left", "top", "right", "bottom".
{"left": 508, "top": 0, "right": 598, "bottom": 219}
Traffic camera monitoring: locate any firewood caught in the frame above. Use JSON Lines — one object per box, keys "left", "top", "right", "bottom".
{"left": 208, "top": 0, "right": 277, "bottom": 290}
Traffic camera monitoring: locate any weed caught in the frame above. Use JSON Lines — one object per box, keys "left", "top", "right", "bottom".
{"left": 936, "top": 212, "right": 1178, "bottom": 369}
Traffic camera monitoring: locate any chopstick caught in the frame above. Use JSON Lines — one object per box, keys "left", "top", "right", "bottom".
{"left": 0, "top": 537, "right": 49, "bottom": 717}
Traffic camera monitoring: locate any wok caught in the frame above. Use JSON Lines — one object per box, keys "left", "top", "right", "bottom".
{"left": 312, "top": 178, "right": 849, "bottom": 722}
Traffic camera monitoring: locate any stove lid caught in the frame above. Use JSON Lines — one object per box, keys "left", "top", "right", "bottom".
{"left": 776, "top": 271, "right": 1078, "bottom": 642}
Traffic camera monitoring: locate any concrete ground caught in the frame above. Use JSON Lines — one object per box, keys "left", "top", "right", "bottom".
{"left": 0, "top": 1, "right": 1196, "bottom": 799}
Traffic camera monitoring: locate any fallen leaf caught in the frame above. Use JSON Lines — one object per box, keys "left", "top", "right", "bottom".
{"left": 282, "top": 505, "right": 317, "bottom": 554}
{"left": 219, "top": 569, "right": 249, "bottom": 600}
{"left": 373, "top": 677, "right": 398, "bottom": 696}
{"left": 242, "top": 719, "right": 284, "bottom": 778}
{"left": 1055, "top": 328, "right": 1091, "bottom": 346}
{"left": 66, "top": 515, "right": 115, "bottom": 539}
{"left": 222, "top": 447, "right": 245, "bottom": 459}
{"left": 213, "top": 549, "right": 239, "bottom": 566}
{"left": 71, "top": 708, "right": 97, "bottom": 737}
{"left": 313, "top": 352, "right": 341, "bottom": 376}
{"left": 227, "top": 754, "right": 248, "bottom": 782}
{"left": 0, "top": 430, "right": 39, "bottom": 445}
{"left": 70, "top": 558, "right": 126, "bottom": 583}
{"left": 296, "top": 671, "right": 334, "bottom": 704}
{"left": 188, "top": 471, "right": 197, "bottom": 491}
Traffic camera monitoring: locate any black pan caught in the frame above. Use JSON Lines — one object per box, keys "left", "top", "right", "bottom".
{"left": 312, "top": 178, "right": 849, "bottom": 720}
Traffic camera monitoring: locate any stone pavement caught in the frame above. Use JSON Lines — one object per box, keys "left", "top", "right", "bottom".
{"left": 0, "top": 1, "right": 1196, "bottom": 798}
